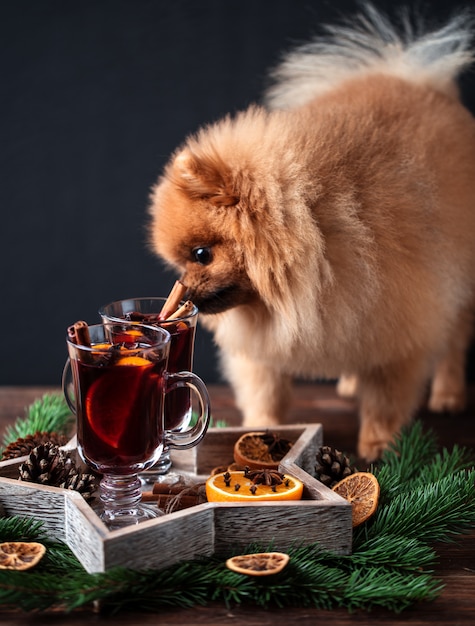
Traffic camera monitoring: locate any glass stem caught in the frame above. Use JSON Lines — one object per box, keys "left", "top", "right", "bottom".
{"left": 99, "top": 473, "right": 142, "bottom": 522}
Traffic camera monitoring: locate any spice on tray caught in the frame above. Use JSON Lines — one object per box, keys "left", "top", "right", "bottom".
{"left": 141, "top": 480, "right": 207, "bottom": 513}
{"left": 205, "top": 469, "right": 303, "bottom": 502}
{"left": 18, "top": 442, "right": 97, "bottom": 503}
{"left": 332, "top": 471, "right": 380, "bottom": 527}
{"left": 226, "top": 552, "right": 290, "bottom": 576}
{"left": 1, "top": 431, "right": 68, "bottom": 460}
{"left": 0, "top": 541, "right": 46, "bottom": 571}
{"left": 233, "top": 431, "right": 293, "bottom": 470}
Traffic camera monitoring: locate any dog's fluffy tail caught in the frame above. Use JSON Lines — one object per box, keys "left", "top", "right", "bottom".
{"left": 265, "top": 3, "right": 475, "bottom": 110}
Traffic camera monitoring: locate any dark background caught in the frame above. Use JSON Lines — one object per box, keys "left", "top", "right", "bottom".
{"left": 2, "top": 0, "right": 474, "bottom": 387}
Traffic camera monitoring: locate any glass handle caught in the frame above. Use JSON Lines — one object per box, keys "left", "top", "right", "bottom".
{"left": 164, "top": 372, "right": 211, "bottom": 450}
{"left": 61, "top": 358, "right": 77, "bottom": 415}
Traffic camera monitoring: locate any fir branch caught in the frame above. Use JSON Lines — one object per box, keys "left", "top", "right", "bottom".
{"left": 61, "top": 562, "right": 216, "bottom": 612}
{"left": 375, "top": 444, "right": 474, "bottom": 499}
{"left": 212, "top": 552, "right": 348, "bottom": 610}
{"left": 383, "top": 420, "right": 439, "bottom": 469}
{"left": 0, "top": 515, "right": 81, "bottom": 576}
{"left": 348, "top": 534, "right": 436, "bottom": 571}
{"left": 415, "top": 447, "right": 475, "bottom": 483}
{"left": 0, "top": 525, "right": 441, "bottom": 614}
{"left": 189, "top": 412, "right": 227, "bottom": 429}
{"left": 0, "top": 570, "right": 69, "bottom": 612}
{"left": 0, "top": 413, "right": 474, "bottom": 615}
{"left": 340, "top": 566, "right": 442, "bottom": 612}
{"left": 1, "top": 393, "right": 73, "bottom": 449}
{"left": 372, "top": 420, "right": 439, "bottom": 499}
{"left": 365, "top": 471, "right": 475, "bottom": 544}
{"left": 207, "top": 547, "right": 441, "bottom": 612}
{"left": 0, "top": 515, "right": 45, "bottom": 542}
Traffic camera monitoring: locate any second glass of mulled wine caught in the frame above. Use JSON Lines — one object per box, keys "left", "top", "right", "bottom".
{"left": 99, "top": 296, "right": 206, "bottom": 481}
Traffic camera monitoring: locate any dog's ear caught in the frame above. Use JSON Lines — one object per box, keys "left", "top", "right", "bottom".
{"left": 170, "top": 150, "right": 239, "bottom": 207}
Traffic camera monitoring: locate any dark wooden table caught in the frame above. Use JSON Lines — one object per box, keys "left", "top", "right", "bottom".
{"left": 1, "top": 384, "right": 475, "bottom": 625}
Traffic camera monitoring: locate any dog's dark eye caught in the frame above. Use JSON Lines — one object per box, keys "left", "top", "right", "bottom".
{"left": 192, "top": 246, "right": 213, "bottom": 265}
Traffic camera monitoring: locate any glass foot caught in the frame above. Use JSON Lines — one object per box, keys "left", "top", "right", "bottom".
{"left": 139, "top": 447, "right": 172, "bottom": 484}
{"left": 100, "top": 503, "right": 162, "bottom": 530}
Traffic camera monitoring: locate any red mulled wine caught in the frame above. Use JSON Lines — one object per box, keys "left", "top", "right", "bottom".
{"left": 163, "top": 321, "right": 195, "bottom": 430}
{"left": 124, "top": 312, "right": 196, "bottom": 431}
{"left": 73, "top": 345, "right": 167, "bottom": 473}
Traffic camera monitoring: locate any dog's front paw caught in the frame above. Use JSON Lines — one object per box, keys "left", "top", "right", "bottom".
{"left": 336, "top": 374, "right": 358, "bottom": 398}
{"left": 357, "top": 437, "right": 389, "bottom": 463}
{"left": 428, "top": 389, "right": 466, "bottom": 414}
{"left": 357, "top": 417, "right": 396, "bottom": 462}
{"left": 429, "top": 359, "right": 467, "bottom": 414}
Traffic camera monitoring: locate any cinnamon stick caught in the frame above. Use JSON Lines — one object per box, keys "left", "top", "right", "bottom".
{"left": 166, "top": 300, "right": 194, "bottom": 320}
{"left": 159, "top": 280, "right": 187, "bottom": 320}
{"left": 141, "top": 492, "right": 205, "bottom": 511}
{"left": 67, "top": 320, "right": 93, "bottom": 363}
{"left": 152, "top": 482, "right": 188, "bottom": 495}
{"left": 141, "top": 491, "right": 164, "bottom": 502}
{"left": 67, "top": 325, "right": 77, "bottom": 343}
{"left": 67, "top": 321, "right": 91, "bottom": 347}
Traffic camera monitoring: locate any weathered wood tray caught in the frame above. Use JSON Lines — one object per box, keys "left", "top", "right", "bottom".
{"left": 0, "top": 425, "right": 352, "bottom": 573}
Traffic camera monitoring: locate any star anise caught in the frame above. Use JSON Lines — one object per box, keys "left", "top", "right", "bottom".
{"left": 259, "top": 432, "right": 292, "bottom": 461}
{"left": 244, "top": 467, "right": 286, "bottom": 487}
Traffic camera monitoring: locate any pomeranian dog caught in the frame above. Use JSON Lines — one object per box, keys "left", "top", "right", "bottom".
{"left": 149, "top": 5, "right": 475, "bottom": 460}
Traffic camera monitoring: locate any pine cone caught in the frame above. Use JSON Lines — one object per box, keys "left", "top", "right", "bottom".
{"left": 1, "top": 431, "right": 68, "bottom": 460}
{"left": 18, "top": 443, "right": 97, "bottom": 503}
{"left": 314, "top": 445, "right": 357, "bottom": 488}
{"left": 61, "top": 471, "right": 97, "bottom": 504}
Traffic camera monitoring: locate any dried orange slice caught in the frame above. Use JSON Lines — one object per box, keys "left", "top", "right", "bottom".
{"left": 332, "top": 471, "right": 380, "bottom": 527}
{"left": 0, "top": 541, "right": 46, "bottom": 570}
{"left": 233, "top": 431, "right": 293, "bottom": 470}
{"left": 206, "top": 469, "right": 303, "bottom": 502}
{"left": 226, "top": 552, "right": 290, "bottom": 576}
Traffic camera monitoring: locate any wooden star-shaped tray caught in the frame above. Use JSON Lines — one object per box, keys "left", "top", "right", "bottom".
{"left": 0, "top": 425, "right": 352, "bottom": 572}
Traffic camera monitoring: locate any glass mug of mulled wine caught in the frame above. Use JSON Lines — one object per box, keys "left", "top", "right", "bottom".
{"left": 62, "top": 320, "right": 210, "bottom": 530}
{"left": 99, "top": 293, "right": 205, "bottom": 482}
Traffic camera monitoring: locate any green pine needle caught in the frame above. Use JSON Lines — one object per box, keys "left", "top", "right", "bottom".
{"left": 189, "top": 412, "right": 227, "bottom": 429}
{"left": 1, "top": 393, "right": 73, "bottom": 450}
{"left": 0, "top": 400, "right": 474, "bottom": 615}
{"left": 366, "top": 471, "right": 475, "bottom": 544}
{"left": 374, "top": 436, "right": 474, "bottom": 503}
{"left": 371, "top": 420, "right": 439, "bottom": 499}
{"left": 0, "top": 515, "right": 46, "bottom": 542}
{"left": 348, "top": 534, "right": 437, "bottom": 571}
{"left": 341, "top": 566, "right": 442, "bottom": 612}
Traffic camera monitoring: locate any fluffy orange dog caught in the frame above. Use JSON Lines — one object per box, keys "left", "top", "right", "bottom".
{"left": 149, "top": 6, "right": 475, "bottom": 460}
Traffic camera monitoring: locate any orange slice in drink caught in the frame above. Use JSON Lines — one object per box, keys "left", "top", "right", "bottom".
{"left": 332, "top": 471, "right": 380, "bottom": 527}
{"left": 91, "top": 342, "right": 113, "bottom": 351}
{"left": 113, "top": 329, "right": 144, "bottom": 345}
{"left": 85, "top": 356, "right": 152, "bottom": 448}
{"left": 116, "top": 355, "right": 151, "bottom": 367}
{"left": 206, "top": 470, "right": 303, "bottom": 502}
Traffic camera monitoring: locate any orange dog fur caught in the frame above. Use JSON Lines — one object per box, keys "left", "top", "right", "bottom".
{"left": 149, "top": 6, "right": 475, "bottom": 460}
